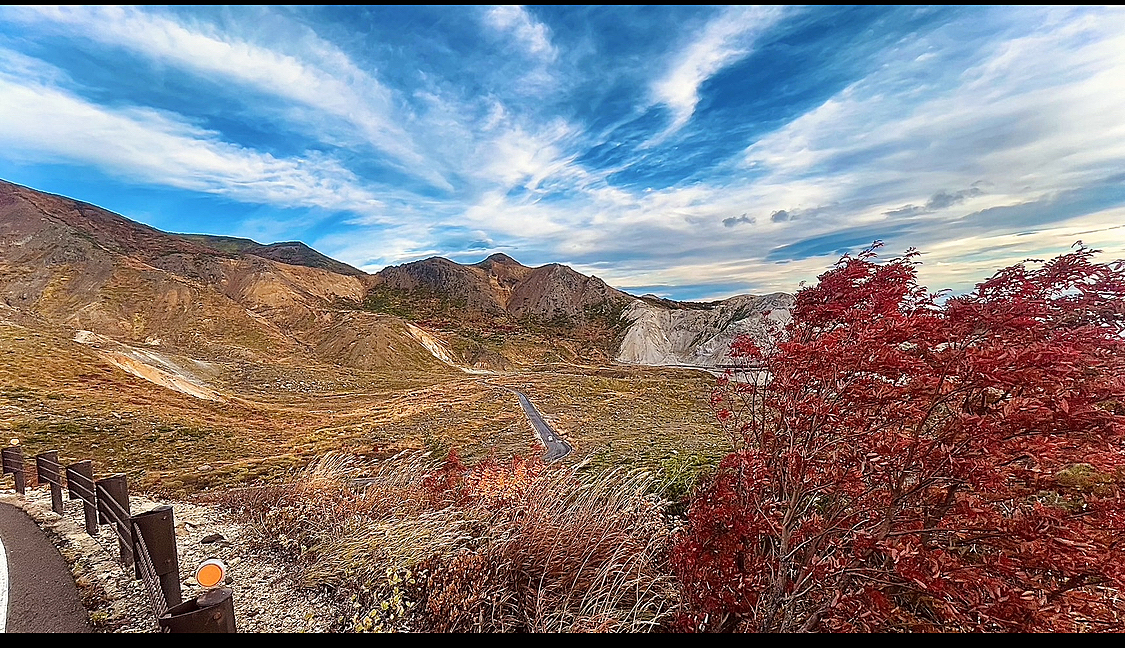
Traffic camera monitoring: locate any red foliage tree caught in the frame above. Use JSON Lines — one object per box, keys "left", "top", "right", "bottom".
{"left": 672, "top": 243, "right": 1125, "bottom": 632}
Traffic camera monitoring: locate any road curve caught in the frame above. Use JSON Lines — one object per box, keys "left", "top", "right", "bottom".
{"left": 0, "top": 501, "right": 92, "bottom": 633}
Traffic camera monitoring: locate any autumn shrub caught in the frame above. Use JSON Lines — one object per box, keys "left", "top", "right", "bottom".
{"left": 673, "top": 243, "right": 1125, "bottom": 632}
{"left": 219, "top": 450, "right": 679, "bottom": 632}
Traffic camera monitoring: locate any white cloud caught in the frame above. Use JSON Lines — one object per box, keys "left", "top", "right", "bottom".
{"left": 484, "top": 5, "right": 557, "bottom": 60}
{"left": 651, "top": 6, "right": 788, "bottom": 135}
{"left": 744, "top": 9, "right": 1125, "bottom": 204}
{"left": 348, "top": 8, "right": 1125, "bottom": 295}
{"left": 0, "top": 59, "right": 386, "bottom": 217}
{"left": 452, "top": 9, "right": 1125, "bottom": 295}
{"left": 4, "top": 5, "right": 452, "bottom": 190}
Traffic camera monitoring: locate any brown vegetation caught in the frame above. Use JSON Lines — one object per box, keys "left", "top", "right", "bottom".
{"left": 216, "top": 452, "right": 680, "bottom": 632}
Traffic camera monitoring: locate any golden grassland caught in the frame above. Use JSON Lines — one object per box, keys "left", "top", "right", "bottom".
{"left": 0, "top": 317, "right": 727, "bottom": 498}
{"left": 1, "top": 314, "right": 726, "bottom": 631}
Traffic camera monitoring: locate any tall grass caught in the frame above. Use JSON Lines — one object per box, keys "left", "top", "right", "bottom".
{"left": 217, "top": 451, "right": 679, "bottom": 632}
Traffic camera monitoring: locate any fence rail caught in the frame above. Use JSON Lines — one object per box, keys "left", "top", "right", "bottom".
{"left": 2, "top": 444, "right": 236, "bottom": 633}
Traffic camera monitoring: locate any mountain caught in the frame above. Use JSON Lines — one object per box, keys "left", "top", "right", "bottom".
{"left": 616, "top": 293, "right": 794, "bottom": 367}
{"left": 177, "top": 234, "right": 366, "bottom": 277}
{"left": 368, "top": 251, "right": 794, "bottom": 369}
{"left": 0, "top": 179, "right": 447, "bottom": 374}
{"left": 0, "top": 178, "right": 793, "bottom": 378}
{"left": 372, "top": 252, "right": 629, "bottom": 322}
{"left": 366, "top": 253, "right": 634, "bottom": 366}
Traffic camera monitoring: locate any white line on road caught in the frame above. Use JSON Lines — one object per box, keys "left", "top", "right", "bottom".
{"left": 0, "top": 529, "right": 8, "bottom": 632}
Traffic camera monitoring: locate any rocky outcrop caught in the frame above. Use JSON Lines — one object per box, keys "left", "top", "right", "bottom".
{"left": 616, "top": 292, "right": 793, "bottom": 367}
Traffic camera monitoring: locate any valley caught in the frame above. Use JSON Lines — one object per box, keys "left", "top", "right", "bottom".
{"left": 0, "top": 177, "right": 756, "bottom": 495}
{"left": 1, "top": 308, "right": 726, "bottom": 496}
{"left": 0, "top": 179, "right": 781, "bottom": 496}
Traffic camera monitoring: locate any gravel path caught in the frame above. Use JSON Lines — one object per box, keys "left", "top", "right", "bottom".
{"left": 1, "top": 486, "right": 337, "bottom": 633}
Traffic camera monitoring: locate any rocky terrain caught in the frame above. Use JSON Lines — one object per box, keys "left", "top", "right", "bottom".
{"left": 616, "top": 293, "right": 794, "bottom": 367}
{"left": 0, "top": 180, "right": 446, "bottom": 374}
{"left": 373, "top": 252, "right": 628, "bottom": 321}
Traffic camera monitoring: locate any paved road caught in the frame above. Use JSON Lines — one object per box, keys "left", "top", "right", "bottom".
{"left": 499, "top": 387, "right": 572, "bottom": 461}
{"left": 0, "top": 502, "right": 91, "bottom": 633}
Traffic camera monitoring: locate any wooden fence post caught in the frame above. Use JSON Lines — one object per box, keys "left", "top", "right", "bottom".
{"left": 66, "top": 460, "right": 98, "bottom": 535}
{"left": 159, "top": 588, "right": 237, "bottom": 633}
{"left": 132, "top": 506, "right": 183, "bottom": 608}
{"left": 96, "top": 474, "right": 133, "bottom": 568}
{"left": 1, "top": 445, "right": 25, "bottom": 494}
{"left": 35, "top": 450, "right": 64, "bottom": 513}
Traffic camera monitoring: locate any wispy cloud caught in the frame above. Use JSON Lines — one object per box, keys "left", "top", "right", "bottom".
{"left": 4, "top": 5, "right": 450, "bottom": 189}
{"left": 650, "top": 6, "right": 788, "bottom": 136}
{"left": 884, "top": 187, "right": 984, "bottom": 217}
{"left": 454, "top": 8, "right": 1125, "bottom": 293}
{"left": 0, "top": 53, "right": 385, "bottom": 216}
{"left": 484, "top": 5, "right": 557, "bottom": 61}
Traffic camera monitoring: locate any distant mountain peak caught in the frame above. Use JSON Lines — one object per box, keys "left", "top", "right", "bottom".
{"left": 179, "top": 234, "right": 366, "bottom": 276}
{"left": 475, "top": 252, "right": 524, "bottom": 267}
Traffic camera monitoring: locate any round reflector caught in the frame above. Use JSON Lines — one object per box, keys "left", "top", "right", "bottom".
{"left": 196, "top": 558, "right": 227, "bottom": 588}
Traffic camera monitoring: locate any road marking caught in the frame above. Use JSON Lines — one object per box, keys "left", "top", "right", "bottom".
{"left": 0, "top": 529, "right": 8, "bottom": 632}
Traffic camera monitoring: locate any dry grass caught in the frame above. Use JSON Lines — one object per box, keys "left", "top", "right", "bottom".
{"left": 3, "top": 310, "right": 716, "bottom": 633}
{"left": 2, "top": 313, "right": 725, "bottom": 497}
{"left": 216, "top": 451, "right": 681, "bottom": 632}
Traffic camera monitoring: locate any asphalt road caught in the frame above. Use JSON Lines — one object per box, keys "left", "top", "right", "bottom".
{"left": 503, "top": 387, "right": 572, "bottom": 461}
{"left": 0, "top": 502, "right": 91, "bottom": 633}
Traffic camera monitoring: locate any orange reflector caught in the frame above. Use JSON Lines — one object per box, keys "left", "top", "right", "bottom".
{"left": 195, "top": 559, "right": 227, "bottom": 588}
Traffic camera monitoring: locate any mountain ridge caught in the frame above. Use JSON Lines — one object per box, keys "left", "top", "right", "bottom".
{"left": 0, "top": 179, "right": 446, "bottom": 373}
{"left": 0, "top": 178, "right": 792, "bottom": 373}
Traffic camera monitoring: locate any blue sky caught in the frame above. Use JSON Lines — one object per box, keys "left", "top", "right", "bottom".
{"left": 1, "top": 6, "right": 1123, "bottom": 300}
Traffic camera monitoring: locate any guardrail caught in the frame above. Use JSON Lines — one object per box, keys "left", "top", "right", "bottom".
{"left": 3, "top": 444, "right": 236, "bottom": 632}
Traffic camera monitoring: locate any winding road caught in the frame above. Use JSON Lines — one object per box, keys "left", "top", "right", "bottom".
{"left": 493, "top": 385, "right": 572, "bottom": 462}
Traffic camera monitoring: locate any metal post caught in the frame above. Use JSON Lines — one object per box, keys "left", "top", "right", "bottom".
{"left": 66, "top": 460, "right": 98, "bottom": 535}
{"left": 35, "top": 450, "right": 64, "bottom": 513}
{"left": 96, "top": 474, "right": 133, "bottom": 568}
{"left": 131, "top": 506, "right": 182, "bottom": 607}
{"left": 159, "top": 588, "right": 237, "bottom": 633}
{"left": 2, "top": 445, "right": 25, "bottom": 495}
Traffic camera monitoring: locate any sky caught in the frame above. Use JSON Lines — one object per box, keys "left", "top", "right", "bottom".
{"left": 1, "top": 6, "right": 1124, "bottom": 301}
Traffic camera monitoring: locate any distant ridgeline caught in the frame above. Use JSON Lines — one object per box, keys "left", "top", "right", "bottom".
{"left": 0, "top": 178, "right": 791, "bottom": 371}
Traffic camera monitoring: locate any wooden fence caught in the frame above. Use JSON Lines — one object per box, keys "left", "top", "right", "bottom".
{"left": 2, "top": 444, "right": 236, "bottom": 632}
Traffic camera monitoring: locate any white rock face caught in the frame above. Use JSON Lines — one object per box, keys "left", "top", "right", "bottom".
{"left": 616, "top": 293, "right": 794, "bottom": 367}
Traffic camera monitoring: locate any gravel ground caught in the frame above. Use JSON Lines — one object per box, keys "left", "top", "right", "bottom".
{"left": 2, "top": 485, "right": 339, "bottom": 633}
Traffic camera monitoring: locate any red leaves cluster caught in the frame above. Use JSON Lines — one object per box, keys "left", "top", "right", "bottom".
{"left": 424, "top": 448, "right": 544, "bottom": 509}
{"left": 674, "top": 243, "right": 1125, "bottom": 632}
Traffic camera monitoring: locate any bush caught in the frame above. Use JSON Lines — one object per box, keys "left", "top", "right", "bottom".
{"left": 220, "top": 450, "right": 679, "bottom": 632}
{"left": 673, "top": 243, "right": 1125, "bottom": 632}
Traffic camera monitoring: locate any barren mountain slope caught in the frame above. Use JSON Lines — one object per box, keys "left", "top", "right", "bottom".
{"left": 0, "top": 180, "right": 446, "bottom": 372}
{"left": 178, "top": 234, "right": 366, "bottom": 276}
{"left": 372, "top": 252, "right": 630, "bottom": 320}
{"left": 366, "top": 252, "right": 634, "bottom": 366}
{"left": 617, "top": 293, "right": 794, "bottom": 366}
